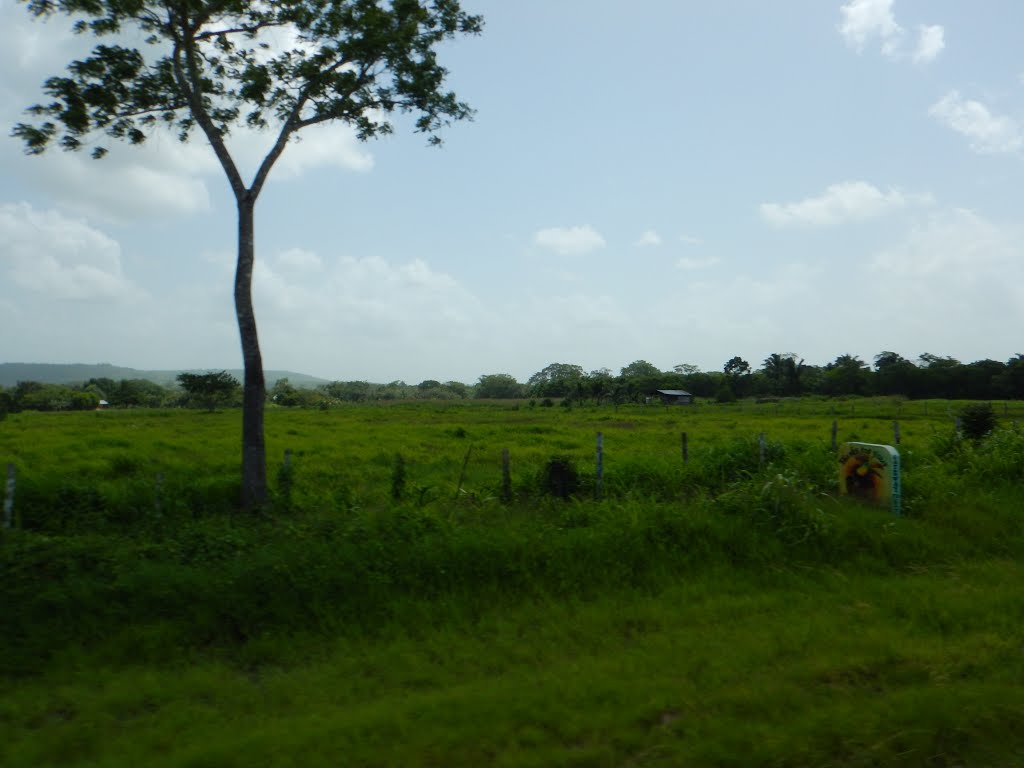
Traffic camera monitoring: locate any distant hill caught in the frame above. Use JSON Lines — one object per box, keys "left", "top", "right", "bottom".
{"left": 0, "top": 363, "right": 331, "bottom": 389}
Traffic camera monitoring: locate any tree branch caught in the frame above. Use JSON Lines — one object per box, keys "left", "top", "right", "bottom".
{"left": 170, "top": 13, "right": 245, "bottom": 200}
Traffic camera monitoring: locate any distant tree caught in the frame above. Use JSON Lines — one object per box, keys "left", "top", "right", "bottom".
{"left": 177, "top": 371, "right": 240, "bottom": 411}
{"left": 270, "top": 378, "right": 328, "bottom": 407}
{"left": 442, "top": 381, "right": 469, "bottom": 399}
{"left": 823, "top": 354, "right": 870, "bottom": 396}
{"left": 620, "top": 360, "right": 662, "bottom": 379}
{"left": 475, "top": 374, "right": 523, "bottom": 399}
{"left": 417, "top": 379, "right": 443, "bottom": 391}
{"left": 86, "top": 377, "right": 118, "bottom": 400}
{"left": 760, "top": 353, "right": 804, "bottom": 396}
{"left": 723, "top": 356, "right": 752, "bottom": 397}
{"left": 375, "top": 381, "right": 413, "bottom": 401}
{"left": 723, "top": 356, "right": 751, "bottom": 378}
{"left": 996, "top": 354, "right": 1024, "bottom": 399}
{"left": 117, "top": 378, "right": 169, "bottom": 408}
{"left": 269, "top": 377, "right": 299, "bottom": 405}
{"left": 527, "top": 363, "right": 584, "bottom": 398}
{"left": 16, "top": 0, "right": 483, "bottom": 509}
{"left": 963, "top": 359, "right": 1006, "bottom": 400}
{"left": 874, "top": 351, "right": 917, "bottom": 396}
{"left": 678, "top": 370, "right": 722, "bottom": 398}
{"left": 321, "top": 380, "right": 373, "bottom": 402}
{"left": 916, "top": 354, "right": 963, "bottom": 399}
{"left": 587, "top": 368, "right": 614, "bottom": 404}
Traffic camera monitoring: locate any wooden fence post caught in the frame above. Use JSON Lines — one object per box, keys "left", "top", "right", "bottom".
{"left": 595, "top": 432, "right": 604, "bottom": 500}
{"left": 454, "top": 446, "right": 472, "bottom": 500}
{"left": 501, "top": 448, "right": 511, "bottom": 502}
{"left": 681, "top": 432, "right": 689, "bottom": 465}
{"left": 831, "top": 421, "right": 838, "bottom": 452}
{"left": 758, "top": 432, "right": 766, "bottom": 467}
{"left": 3, "top": 463, "right": 14, "bottom": 529}
{"left": 893, "top": 420, "right": 901, "bottom": 445}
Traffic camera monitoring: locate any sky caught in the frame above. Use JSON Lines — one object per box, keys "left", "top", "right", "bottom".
{"left": 1, "top": 0, "right": 1023, "bottom": 385}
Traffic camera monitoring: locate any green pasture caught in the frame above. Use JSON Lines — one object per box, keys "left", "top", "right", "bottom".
{"left": 2, "top": 399, "right": 1024, "bottom": 766}
{"left": 2, "top": 397, "right": 1015, "bottom": 521}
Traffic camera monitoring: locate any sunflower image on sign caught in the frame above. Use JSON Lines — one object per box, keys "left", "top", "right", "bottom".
{"left": 838, "top": 442, "right": 901, "bottom": 515}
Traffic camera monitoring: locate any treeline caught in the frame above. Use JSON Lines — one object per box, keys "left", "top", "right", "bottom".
{"left": 0, "top": 375, "right": 469, "bottom": 414}
{"left": 0, "top": 378, "right": 174, "bottom": 413}
{"left": 2, "top": 352, "right": 1022, "bottom": 415}
{"left": 0, "top": 374, "right": 244, "bottom": 414}
{"left": 486, "top": 352, "right": 1024, "bottom": 403}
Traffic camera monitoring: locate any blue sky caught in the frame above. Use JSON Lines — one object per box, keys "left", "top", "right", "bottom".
{"left": 1, "top": 0, "right": 1022, "bottom": 384}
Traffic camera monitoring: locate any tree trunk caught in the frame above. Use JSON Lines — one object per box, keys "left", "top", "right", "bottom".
{"left": 236, "top": 195, "right": 268, "bottom": 509}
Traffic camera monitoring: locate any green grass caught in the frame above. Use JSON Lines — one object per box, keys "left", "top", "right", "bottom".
{"left": 3, "top": 564, "right": 1023, "bottom": 767}
{"left": 2, "top": 399, "right": 1024, "bottom": 765}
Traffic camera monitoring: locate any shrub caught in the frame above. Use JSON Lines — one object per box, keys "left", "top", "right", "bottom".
{"left": 959, "top": 403, "right": 997, "bottom": 441}
{"left": 540, "top": 456, "right": 579, "bottom": 499}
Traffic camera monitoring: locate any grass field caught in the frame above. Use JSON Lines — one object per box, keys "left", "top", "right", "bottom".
{"left": 2, "top": 399, "right": 1024, "bottom": 766}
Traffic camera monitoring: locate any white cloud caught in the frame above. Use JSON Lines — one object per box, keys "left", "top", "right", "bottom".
{"left": 679, "top": 234, "right": 703, "bottom": 245}
{"left": 872, "top": 208, "right": 1010, "bottom": 276}
{"left": 0, "top": 202, "right": 143, "bottom": 301}
{"left": 241, "top": 122, "right": 374, "bottom": 180}
{"left": 866, "top": 209, "right": 1024, "bottom": 344}
{"left": 635, "top": 230, "right": 662, "bottom": 247}
{"left": 675, "top": 256, "right": 720, "bottom": 270}
{"left": 913, "top": 25, "right": 944, "bottom": 64}
{"left": 276, "top": 248, "right": 323, "bottom": 271}
{"left": 929, "top": 91, "right": 1023, "bottom": 154}
{"left": 838, "top": 0, "right": 943, "bottom": 64}
{"left": 534, "top": 225, "right": 606, "bottom": 256}
{"left": 839, "top": 0, "right": 903, "bottom": 57}
{"left": 760, "top": 181, "right": 925, "bottom": 228}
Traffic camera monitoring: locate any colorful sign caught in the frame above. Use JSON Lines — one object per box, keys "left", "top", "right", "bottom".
{"left": 838, "top": 442, "right": 901, "bottom": 515}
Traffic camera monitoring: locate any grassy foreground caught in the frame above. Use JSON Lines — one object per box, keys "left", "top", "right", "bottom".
{"left": 2, "top": 400, "right": 1024, "bottom": 766}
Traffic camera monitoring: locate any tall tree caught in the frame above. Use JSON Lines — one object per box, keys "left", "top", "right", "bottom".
{"left": 723, "top": 356, "right": 751, "bottom": 397}
{"left": 14, "top": 0, "right": 483, "bottom": 509}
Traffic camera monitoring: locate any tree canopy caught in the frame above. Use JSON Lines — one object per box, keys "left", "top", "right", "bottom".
{"left": 177, "top": 371, "right": 241, "bottom": 410}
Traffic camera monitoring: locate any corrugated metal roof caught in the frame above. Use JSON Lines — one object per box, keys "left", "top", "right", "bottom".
{"left": 656, "top": 389, "right": 692, "bottom": 396}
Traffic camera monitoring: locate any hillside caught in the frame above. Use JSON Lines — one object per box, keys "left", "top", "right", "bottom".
{"left": 0, "top": 363, "right": 330, "bottom": 389}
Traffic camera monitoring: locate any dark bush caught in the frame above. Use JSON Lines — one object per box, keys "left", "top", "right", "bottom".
{"left": 960, "top": 403, "right": 997, "bottom": 441}
{"left": 540, "top": 456, "right": 579, "bottom": 499}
